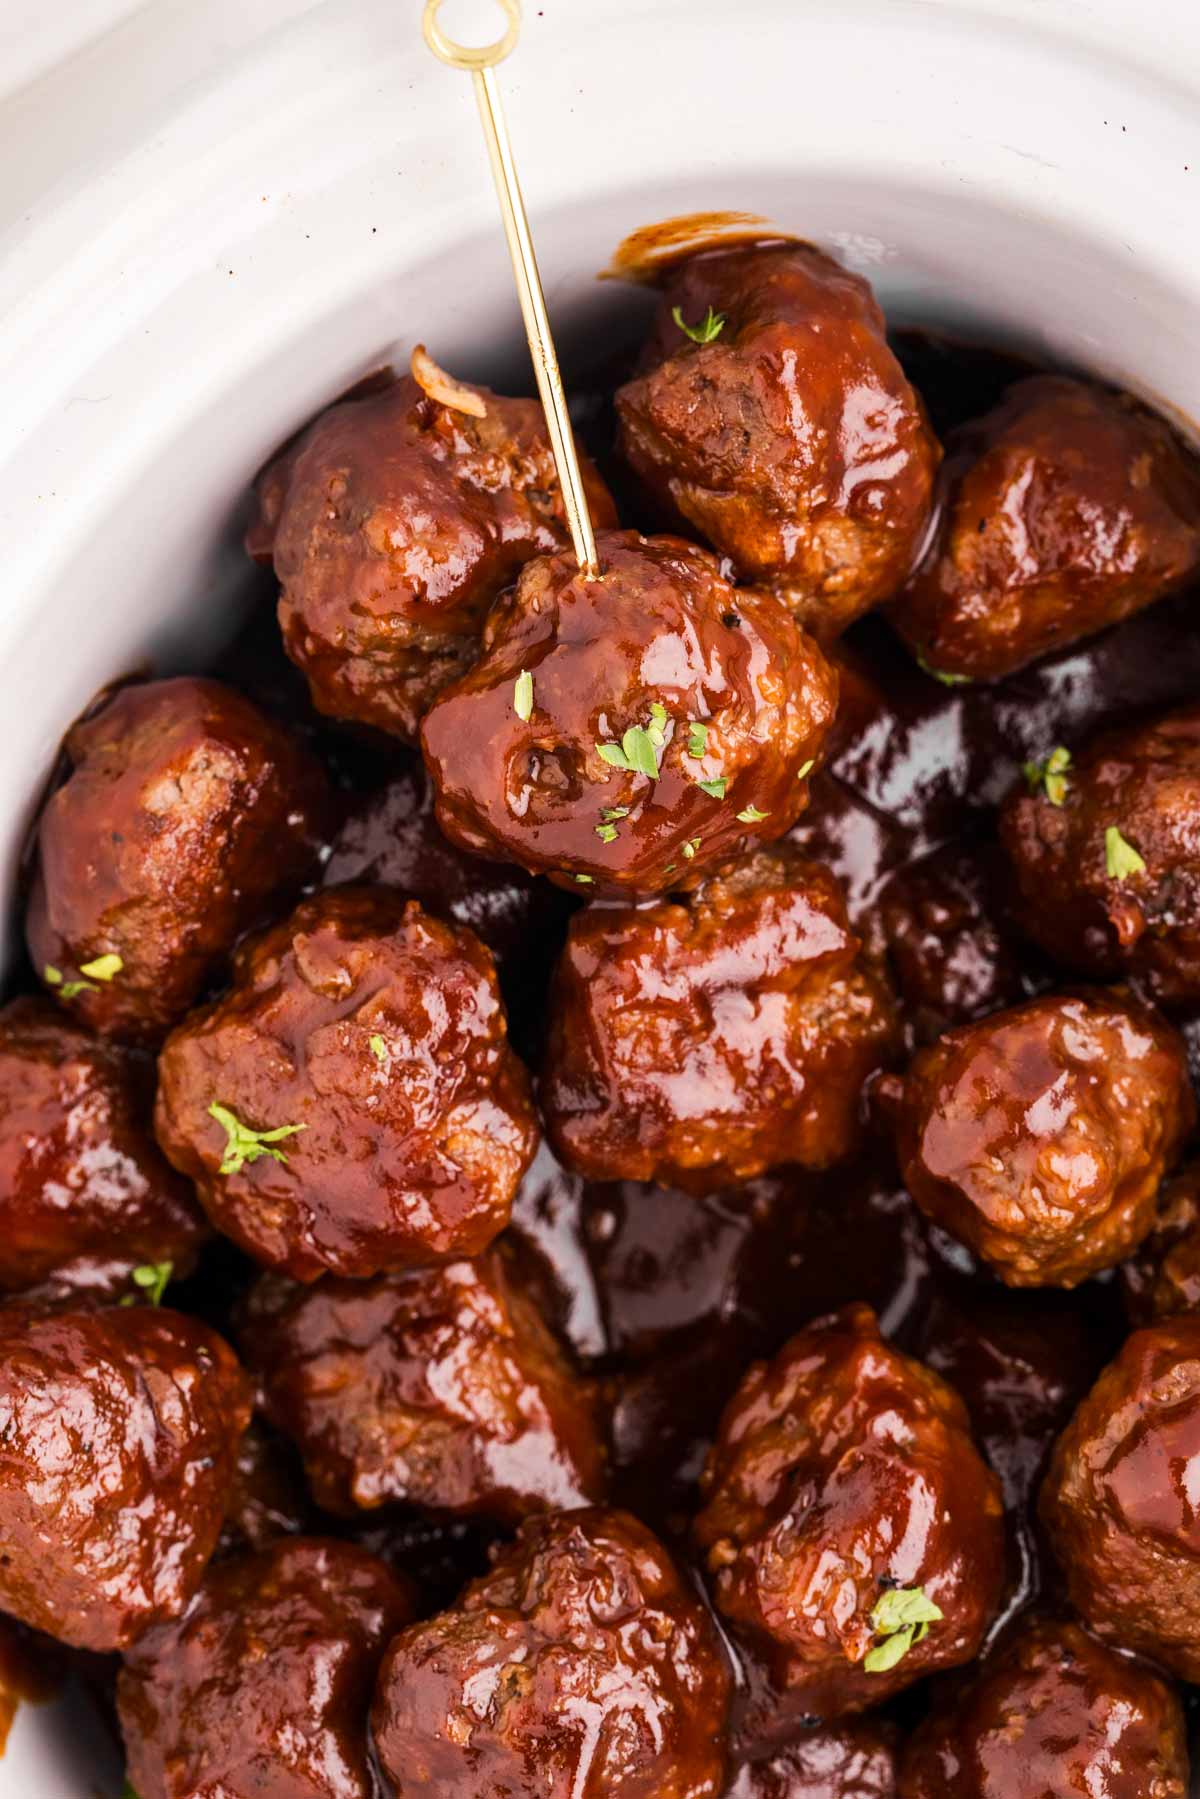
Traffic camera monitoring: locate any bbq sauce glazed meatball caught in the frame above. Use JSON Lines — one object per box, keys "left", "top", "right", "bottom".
{"left": 725, "top": 1721, "right": 898, "bottom": 1799}
{"left": 238, "top": 1246, "right": 605, "bottom": 1521}
{"left": 1001, "top": 704, "right": 1200, "bottom": 1004}
{"left": 118, "top": 1538, "right": 417, "bottom": 1799}
{"left": 877, "top": 843, "right": 1028, "bottom": 1040}
{"left": 155, "top": 886, "right": 538, "bottom": 1281}
{"left": 1122, "top": 1162, "right": 1200, "bottom": 1323}
{"left": 0, "top": 996, "right": 206, "bottom": 1298}
{"left": 890, "top": 374, "right": 1200, "bottom": 682}
{"left": 542, "top": 847, "right": 899, "bottom": 1187}
{"left": 421, "top": 531, "right": 839, "bottom": 894}
{"left": 0, "top": 1304, "right": 250, "bottom": 1650}
{"left": 25, "top": 677, "right": 330, "bottom": 1043}
{"left": 371, "top": 1506, "right": 732, "bottom": 1799}
{"left": 693, "top": 1305, "right": 1004, "bottom": 1732}
{"left": 893, "top": 990, "right": 1194, "bottom": 1288}
{"left": 1039, "top": 1315, "right": 1200, "bottom": 1680}
{"left": 615, "top": 243, "right": 940, "bottom": 640}
{"left": 897, "top": 1615, "right": 1189, "bottom": 1799}
{"left": 248, "top": 360, "right": 618, "bottom": 741}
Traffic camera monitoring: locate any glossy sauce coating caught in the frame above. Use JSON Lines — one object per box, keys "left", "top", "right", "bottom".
{"left": 421, "top": 531, "right": 838, "bottom": 894}
{"left": 1039, "top": 1315, "right": 1200, "bottom": 1681}
{"left": 725, "top": 1720, "right": 897, "bottom": 1799}
{"left": 238, "top": 1246, "right": 605, "bottom": 1522}
{"left": 215, "top": 1419, "right": 313, "bottom": 1559}
{"left": 897, "top": 1616, "right": 1189, "bottom": 1798}
{"left": 25, "top": 677, "right": 330, "bottom": 1042}
{"left": 0, "top": 996, "right": 206, "bottom": 1297}
{"left": 371, "top": 1506, "right": 732, "bottom": 1799}
{"left": 693, "top": 1305, "right": 1005, "bottom": 1736}
{"left": 155, "top": 887, "right": 538, "bottom": 1280}
{"left": 252, "top": 372, "right": 617, "bottom": 741}
{"left": 616, "top": 243, "right": 939, "bottom": 638}
{"left": 1122, "top": 1161, "right": 1200, "bottom": 1323}
{"left": 543, "top": 847, "right": 898, "bottom": 1186}
{"left": 893, "top": 990, "right": 1194, "bottom": 1287}
{"left": 1001, "top": 702, "right": 1200, "bottom": 1004}
{"left": 118, "top": 1538, "right": 417, "bottom": 1799}
{"left": 890, "top": 375, "right": 1200, "bottom": 681}
{"left": 0, "top": 1304, "right": 250, "bottom": 1650}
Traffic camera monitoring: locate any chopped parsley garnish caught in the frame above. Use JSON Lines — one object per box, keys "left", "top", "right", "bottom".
{"left": 672, "top": 303, "right": 726, "bottom": 345}
{"left": 596, "top": 706, "right": 666, "bottom": 780}
{"left": 863, "top": 1585, "right": 943, "bottom": 1674}
{"left": 513, "top": 669, "right": 534, "bottom": 722}
{"left": 687, "top": 722, "right": 708, "bottom": 759}
{"left": 737, "top": 804, "right": 768, "bottom": 823}
{"left": 574, "top": 874, "right": 594, "bottom": 885}
{"left": 595, "top": 822, "right": 619, "bottom": 844}
{"left": 369, "top": 1034, "right": 388, "bottom": 1064}
{"left": 647, "top": 701, "right": 668, "bottom": 751}
{"left": 696, "top": 777, "right": 726, "bottom": 800}
{"left": 79, "top": 952, "right": 123, "bottom": 981}
{"left": 43, "top": 964, "right": 94, "bottom": 999}
{"left": 120, "top": 1261, "right": 173, "bottom": 1308}
{"left": 916, "top": 653, "right": 972, "bottom": 688}
{"left": 796, "top": 759, "right": 815, "bottom": 781}
{"left": 682, "top": 838, "right": 701, "bottom": 860}
{"left": 1023, "top": 746, "right": 1071, "bottom": 806}
{"left": 601, "top": 807, "right": 629, "bottom": 822}
{"left": 208, "top": 1102, "right": 306, "bottom": 1177}
{"left": 1105, "top": 826, "right": 1146, "bottom": 882}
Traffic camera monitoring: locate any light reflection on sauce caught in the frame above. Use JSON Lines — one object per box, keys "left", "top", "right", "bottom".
{"left": 601, "top": 211, "right": 796, "bottom": 285}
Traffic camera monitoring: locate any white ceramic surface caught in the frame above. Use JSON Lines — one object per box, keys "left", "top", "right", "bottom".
{"left": 0, "top": 0, "right": 1198, "bottom": 1791}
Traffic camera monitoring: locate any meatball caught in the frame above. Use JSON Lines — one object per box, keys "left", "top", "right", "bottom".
{"left": 1122, "top": 1162, "right": 1200, "bottom": 1322}
{"left": 615, "top": 242, "right": 939, "bottom": 639}
{"left": 238, "top": 1246, "right": 604, "bottom": 1522}
{"left": 322, "top": 758, "right": 567, "bottom": 967}
{"left": 119, "top": 1538, "right": 417, "bottom": 1799}
{"left": 0, "top": 997, "right": 206, "bottom": 1298}
{"left": 155, "top": 886, "right": 538, "bottom": 1281}
{"left": 250, "top": 363, "right": 617, "bottom": 741}
{"left": 542, "top": 847, "right": 899, "bottom": 1186}
{"left": 893, "top": 990, "right": 1194, "bottom": 1287}
{"left": 1001, "top": 703, "right": 1200, "bottom": 1003}
{"left": 877, "top": 843, "right": 1028, "bottom": 1038}
{"left": 692, "top": 1305, "right": 1004, "bottom": 1732}
{"left": 371, "top": 1507, "right": 732, "bottom": 1799}
{"left": 726, "top": 1721, "right": 897, "bottom": 1799}
{"left": 26, "top": 677, "right": 330, "bottom": 1042}
{"left": 1039, "top": 1315, "right": 1200, "bottom": 1680}
{"left": 0, "top": 1304, "right": 250, "bottom": 1650}
{"left": 897, "top": 1616, "right": 1190, "bottom": 1799}
{"left": 889, "top": 375, "right": 1200, "bottom": 682}
{"left": 420, "top": 531, "right": 838, "bottom": 895}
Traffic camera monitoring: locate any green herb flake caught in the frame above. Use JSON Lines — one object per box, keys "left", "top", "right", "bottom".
{"left": 513, "top": 669, "right": 534, "bottom": 722}
{"left": 1105, "top": 826, "right": 1146, "bottom": 882}
{"left": 574, "top": 874, "right": 595, "bottom": 885}
{"left": 601, "top": 807, "right": 629, "bottom": 822}
{"left": 595, "top": 822, "right": 619, "bottom": 844}
{"left": 79, "top": 952, "right": 123, "bottom": 982}
{"left": 369, "top": 1034, "right": 388, "bottom": 1064}
{"left": 647, "top": 701, "right": 669, "bottom": 752}
{"left": 796, "top": 759, "right": 815, "bottom": 781}
{"left": 682, "top": 838, "right": 701, "bottom": 860}
{"left": 696, "top": 777, "right": 727, "bottom": 800}
{"left": 737, "top": 804, "right": 768, "bottom": 824}
{"left": 1023, "top": 745, "right": 1072, "bottom": 806}
{"left": 863, "top": 1585, "right": 943, "bottom": 1675}
{"left": 208, "top": 1102, "right": 307, "bottom": 1177}
{"left": 916, "top": 653, "right": 972, "bottom": 688}
{"left": 687, "top": 721, "right": 709, "bottom": 759}
{"left": 597, "top": 742, "right": 633, "bottom": 770}
{"left": 672, "top": 303, "right": 726, "bottom": 345}
{"left": 129, "top": 1261, "right": 172, "bottom": 1307}
{"left": 44, "top": 963, "right": 95, "bottom": 999}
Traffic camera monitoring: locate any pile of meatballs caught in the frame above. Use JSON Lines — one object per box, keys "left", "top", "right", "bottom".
{"left": 4, "top": 239, "right": 1200, "bottom": 1799}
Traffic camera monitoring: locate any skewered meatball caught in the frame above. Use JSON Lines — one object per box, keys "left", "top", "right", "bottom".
{"left": 898, "top": 1615, "right": 1188, "bottom": 1798}
{"left": 1001, "top": 703, "right": 1200, "bottom": 1003}
{"left": 0, "top": 1304, "right": 250, "bottom": 1650}
{"left": 249, "top": 362, "right": 617, "bottom": 741}
{"left": 726, "top": 1721, "right": 898, "bottom": 1799}
{"left": 693, "top": 1305, "right": 1004, "bottom": 1737}
{"left": 893, "top": 990, "right": 1194, "bottom": 1287}
{"left": 371, "top": 1507, "right": 732, "bottom": 1799}
{"left": 0, "top": 997, "right": 206, "bottom": 1298}
{"left": 421, "top": 531, "right": 839, "bottom": 894}
{"left": 1040, "top": 1316, "right": 1200, "bottom": 1680}
{"left": 119, "top": 1538, "right": 416, "bottom": 1799}
{"left": 890, "top": 375, "right": 1200, "bottom": 682}
{"left": 322, "top": 758, "right": 567, "bottom": 967}
{"left": 1122, "top": 1162, "right": 1200, "bottom": 1322}
{"left": 616, "top": 242, "right": 939, "bottom": 639}
{"left": 877, "top": 842, "right": 1028, "bottom": 1038}
{"left": 543, "top": 847, "right": 898, "bottom": 1186}
{"left": 155, "top": 887, "right": 538, "bottom": 1281}
{"left": 238, "top": 1247, "right": 604, "bottom": 1521}
{"left": 26, "top": 677, "right": 330, "bottom": 1042}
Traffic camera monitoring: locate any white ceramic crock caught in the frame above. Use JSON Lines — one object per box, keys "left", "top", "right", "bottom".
{"left": 0, "top": 1, "right": 1197, "bottom": 1791}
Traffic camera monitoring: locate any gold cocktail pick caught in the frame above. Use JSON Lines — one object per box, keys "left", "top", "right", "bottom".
{"left": 422, "top": 0, "right": 600, "bottom": 578}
